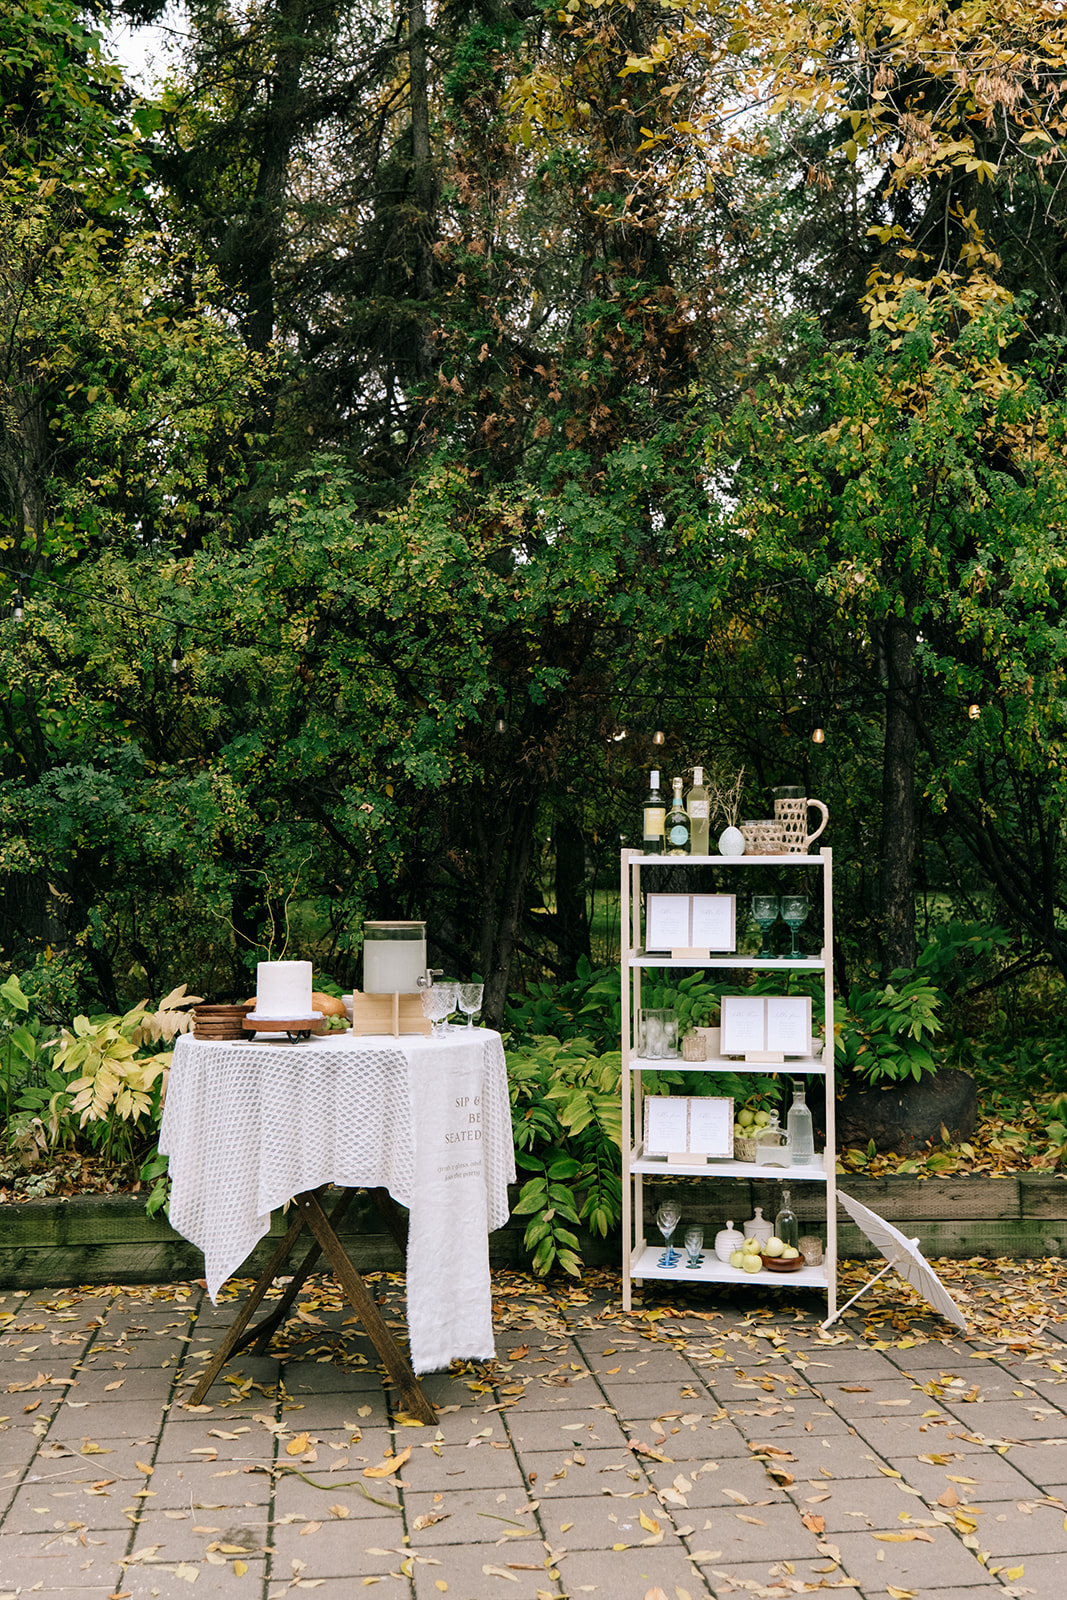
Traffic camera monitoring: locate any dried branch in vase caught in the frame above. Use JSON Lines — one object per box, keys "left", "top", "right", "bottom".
{"left": 707, "top": 764, "right": 746, "bottom": 830}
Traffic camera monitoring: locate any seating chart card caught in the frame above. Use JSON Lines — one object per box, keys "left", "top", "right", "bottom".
{"left": 646, "top": 893, "right": 736, "bottom": 953}
{"left": 720, "top": 994, "right": 812, "bottom": 1058}
{"left": 643, "top": 1095, "right": 734, "bottom": 1158}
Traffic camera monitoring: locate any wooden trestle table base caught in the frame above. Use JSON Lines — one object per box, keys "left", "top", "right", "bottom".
{"left": 186, "top": 1183, "right": 435, "bottom": 1422}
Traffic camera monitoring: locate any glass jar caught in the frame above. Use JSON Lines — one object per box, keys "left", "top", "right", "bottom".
{"left": 362, "top": 921, "right": 427, "bottom": 993}
{"left": 755, "top": 1112, "right": 789, "bottom": 1167}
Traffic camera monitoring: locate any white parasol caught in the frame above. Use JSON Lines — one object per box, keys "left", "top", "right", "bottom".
{"left": 823, "top": 1189, "right": 968, "bottom": 1333}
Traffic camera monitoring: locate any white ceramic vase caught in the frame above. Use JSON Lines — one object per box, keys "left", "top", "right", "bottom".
{"left": 718, "top": 825, "right": 745, "bottom": 855}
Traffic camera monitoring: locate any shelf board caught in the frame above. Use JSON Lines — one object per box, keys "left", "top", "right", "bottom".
{"left": 628, "top": 853, "right": 827, "bottom": 867}
{"left": 628, "top": 1055, "right": 826, "bottom": 1074}
{"left": 628, "top": 1242, "right": 828, "bottom": 1288}
{"left": 630, "top": 1152, "right": 829, "bottom": 1180}
{"left": 628, "top": 954, "right": 826, "bottom": 969}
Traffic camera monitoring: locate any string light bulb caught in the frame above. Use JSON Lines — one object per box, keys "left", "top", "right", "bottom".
{"left": 652, "top": 727, "right": 665, "bottom": 746}
{"left": 170, "top": 626, "right": 184, "bottom": 676}
{"left": 968, "top": 702, "right": 981, "bottom": 721}
{"left": 494, "top": 707, "right": 507, "bottom": 734}
{"left": 811, "top": 707, "right": 826, "bottom": 745}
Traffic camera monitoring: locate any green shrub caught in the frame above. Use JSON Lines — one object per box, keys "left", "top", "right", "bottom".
{"left": 506, "top": 1035, "right": 622, "bottom": 1277}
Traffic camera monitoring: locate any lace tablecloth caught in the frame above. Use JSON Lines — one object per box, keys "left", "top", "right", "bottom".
{"left": 160, "top": 1029, "right": 515, "bottom": 1370}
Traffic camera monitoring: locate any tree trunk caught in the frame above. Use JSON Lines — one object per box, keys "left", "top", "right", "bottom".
{"left": 481, "top": 793, "right": 539, "bottom": 1029}
{"left": 554, "top": 814, "right": 590, "bottom": 981}
{"left": 880, "top": 615, "right": 918, "bottom": 973}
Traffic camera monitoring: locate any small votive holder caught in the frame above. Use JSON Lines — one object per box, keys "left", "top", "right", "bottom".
{"left": 798, "top": 1234, "right": 823, "bottom": 1266}
{"left": 681, "top": 1032, "right": 707, "bottom": 1061}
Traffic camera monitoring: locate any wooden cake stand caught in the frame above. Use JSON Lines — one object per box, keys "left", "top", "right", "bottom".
{"left": 242, "top": 1015, "right": 326, "bottom": 1042}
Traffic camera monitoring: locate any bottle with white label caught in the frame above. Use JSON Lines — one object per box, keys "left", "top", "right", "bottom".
{"left": 686, "top": 765, "right": 710, "bottom": 855}
{"left": 665, "top": 777, "right": 691, "bottom": 855}
{"left": 642, "top": 770, "right": 665, "bottom": 854}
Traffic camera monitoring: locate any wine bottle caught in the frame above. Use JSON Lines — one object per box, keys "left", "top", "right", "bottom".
{"left": 642, "top": 770, "right": 665, "bottom": 854}
{"left": 665, "top": 777, "right": 691, "bottom": 855}
{"left": 787, "top": 1080, "right": 815, "bottom": 1165}
{"left": 686, "top": 765, "right": 710, "bottom": 855}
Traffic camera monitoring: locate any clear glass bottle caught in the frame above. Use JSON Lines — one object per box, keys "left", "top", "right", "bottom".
{"left": 686, "top": 765, "right": 711, "bottom": 855}
{"left": 642, "top": 770, "right": 665, "bottom": 854}
{"left": 774, "top": 1186, "right": 799, "bottom": 1250}
{"left": 665, "top": 777, "right": 691, "bottom": 855}
{"left": 755, "top": 1111, "right": 789, "bottom": 1167}
{"left": 787, "top": 1081, "right": 815, "bottom": 1166}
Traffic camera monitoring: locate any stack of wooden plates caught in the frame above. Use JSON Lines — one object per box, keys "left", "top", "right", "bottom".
{"left": 193, "top": 1003, "right": 254, "bottom": 1040}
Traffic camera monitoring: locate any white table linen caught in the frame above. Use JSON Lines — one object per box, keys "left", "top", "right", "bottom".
{"left": 160, "top": 1028, "right": 515, "bottom": 1371}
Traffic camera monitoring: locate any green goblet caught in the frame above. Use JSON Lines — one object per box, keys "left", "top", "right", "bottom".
{"left": 781, "top": 894, "right": 809, "bottom": 957}
{"left": 751, "top": 894, "right": 779, "bottom": 959}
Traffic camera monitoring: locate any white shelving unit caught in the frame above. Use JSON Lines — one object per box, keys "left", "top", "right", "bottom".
{"left": 621, "top": 847, "right": 838, "bottom": 1316}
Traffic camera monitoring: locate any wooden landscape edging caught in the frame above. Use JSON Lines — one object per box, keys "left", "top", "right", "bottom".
{"left": 1, "top": 1173, "right": 1065, "bottom": 1291}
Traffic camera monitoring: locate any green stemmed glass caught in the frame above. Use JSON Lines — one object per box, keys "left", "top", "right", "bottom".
{"left": 781, "top": 895, "right": 809, "bottom": 957}
{"left": 751, "top": 894, "right": 779, "bottom": 959}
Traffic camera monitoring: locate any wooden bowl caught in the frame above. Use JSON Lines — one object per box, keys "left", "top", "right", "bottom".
{"left": 760, "top": 1251, "right": 806, "bottom": 1273}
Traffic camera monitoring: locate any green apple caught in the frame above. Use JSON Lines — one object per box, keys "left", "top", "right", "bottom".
{"left": 742, "top": 1253, "right": 763, "bottom": 1273}
{"left": 754, "top": 1109, "right": 772, "bottom": 1127}
{"left": 763, "top": 1237, "right": 785, "bottom": 1257}
{"left": 782, "top": 1246, "right": 800, "bottom": 1260}
{"left": 737, "top": 1107, "right": 755, "bottom": 1128}
{"left": 729, "top": 1249, "right": 746, "bottom": 1269}
{"left": 743, "top": 1237, "right": 761, "bottom": 1253}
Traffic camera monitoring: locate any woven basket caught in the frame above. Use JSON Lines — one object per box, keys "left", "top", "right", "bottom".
{"left": 740, "top": 819, "right": 786, "bottom": 855}
{"left": 734, "top": 1134, "right": 758, "bottom": 1162}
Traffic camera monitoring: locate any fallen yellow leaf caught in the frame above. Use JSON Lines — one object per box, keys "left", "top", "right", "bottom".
{"left": 363, "top": 1446, "right": 411, "bottom": 1479}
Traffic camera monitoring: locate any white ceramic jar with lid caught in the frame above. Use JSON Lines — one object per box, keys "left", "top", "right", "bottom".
{"left": 714, "top": 1220, "right": 744, "bottom": 1263}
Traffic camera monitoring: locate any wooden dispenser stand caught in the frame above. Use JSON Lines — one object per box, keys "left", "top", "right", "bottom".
{"left": 349, "top": 991, "right": 432, "bottom": 1037}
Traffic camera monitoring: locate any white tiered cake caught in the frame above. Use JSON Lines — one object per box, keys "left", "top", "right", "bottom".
{"left": 254, "top": 960, "right": 316, "bottom": 1018}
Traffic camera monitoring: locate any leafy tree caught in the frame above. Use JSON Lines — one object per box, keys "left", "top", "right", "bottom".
{"left": 723, "top": 289, "right": 1067, "bottom": 973}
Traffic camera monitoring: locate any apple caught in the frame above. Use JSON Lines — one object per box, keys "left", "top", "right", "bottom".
{"left": 782, "top": 1246, "right": 800, "bottom": 1260}
{"left": 729, "top": 1249, "right": 746, "bottom": 1269}
{"left": 754, "top": 1109, "right": 772, "bottom": 1127}
{"left": 737, "top": 1107, "right": 755, "bottom": 1128}
{"left": 763, "top": 1237, "right": 785, "bottom": 1258}
{"left": 742, "top": 1253, "right": 762, "bottom": 1273}
{"left": 743, "top": 1236, "right": 761, "bottom": 1252}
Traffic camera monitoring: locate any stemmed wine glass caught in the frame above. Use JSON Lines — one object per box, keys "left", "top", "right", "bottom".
{"left": 420, "top": 982, "right": 458, "bottom": 1037}
{"left": 656, "top": 1201, "right": 681, "bottom": 1268}
{"left": 684, "top": 1225, "right": 704, "bottom": 1269}
{"left": 458, "top": 982, "right": 484, "bottom": 1028}
{"left": 751, "top": 894, "right": 779, "bottom": 959}
{"left": 780, "top": 895, "right": 809, "bottom": 958}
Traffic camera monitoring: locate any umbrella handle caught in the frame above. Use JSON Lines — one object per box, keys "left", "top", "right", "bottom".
{"left": 821, "top": 1253, "right": 903, "bottom": 1329}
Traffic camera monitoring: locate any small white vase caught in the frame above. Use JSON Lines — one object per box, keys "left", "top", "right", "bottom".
{"left": 718, "top": 825, "right": 745, "bottom": 855}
